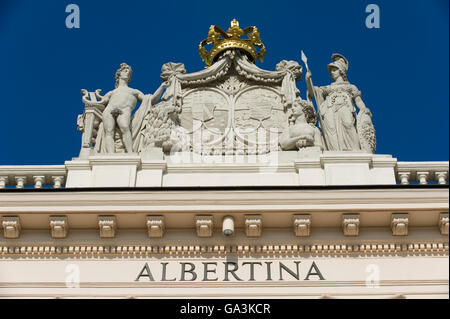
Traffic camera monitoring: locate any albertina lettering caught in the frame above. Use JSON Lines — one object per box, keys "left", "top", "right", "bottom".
{"left": 135, "top": 261, "right": 325, "bottom": 282}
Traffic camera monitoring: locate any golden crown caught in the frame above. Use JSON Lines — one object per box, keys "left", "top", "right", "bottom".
{"left": 199, "top": 19, "right": 267, "bottom": 67}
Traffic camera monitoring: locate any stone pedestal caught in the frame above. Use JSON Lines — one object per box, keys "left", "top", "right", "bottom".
{"left": 66, "top": 150, "right": 397, "bottom": 187}
{"left": 90, "top": 155, "right": 140, "bottom": 187}
{"left": 295, "top": 151, "right": 397, "bottom": 186}
{"left": 66, "top": 152, "right": 166, "bottom": 188}
{"left": 136, "top": 160, "right": 166, "bottom": 187}
{"left": 321, "top": 152, "right": 372, "bottom": 185}
{"left": 64, "top": 160, "right": 91, "bottom": 188}
{"left": 295, "top": 147, "right": 326, "bottom": 185}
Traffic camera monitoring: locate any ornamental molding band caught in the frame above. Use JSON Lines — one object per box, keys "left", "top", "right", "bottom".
{"left": 0, "top": 19, "right": 448, "bottom": 299}
{"left": 0, "top": 241, "right": 448, "bottom": 256}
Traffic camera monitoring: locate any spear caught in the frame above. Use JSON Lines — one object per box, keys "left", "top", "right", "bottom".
{"left": 301, "top": 50, "right": 329, "bottom": 150}
{"left": 301, "top": 51, "right": 312, "bottom": 102}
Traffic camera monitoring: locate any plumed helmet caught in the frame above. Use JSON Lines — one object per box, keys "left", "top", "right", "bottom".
{"left": 327, "top": 53, "right": 349, "bottom": 79}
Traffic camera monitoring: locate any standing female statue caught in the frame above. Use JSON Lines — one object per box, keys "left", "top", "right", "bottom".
{"left": 305, "top": 54, "right": 376, "bottom": 153}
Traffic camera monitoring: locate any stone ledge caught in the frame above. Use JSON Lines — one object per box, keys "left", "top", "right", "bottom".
{"left": 141, "top": 160, "right": 167, "bottom": 171}
{"left": 88, "top": 155, "right": 142, "bottom": 167}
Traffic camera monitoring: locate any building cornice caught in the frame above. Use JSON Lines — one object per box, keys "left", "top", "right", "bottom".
{"left": 1, "top": 186, "right": 447, "bottom": 213}
{"left": 1, "top": 187, "right": 447, "bottom": 247}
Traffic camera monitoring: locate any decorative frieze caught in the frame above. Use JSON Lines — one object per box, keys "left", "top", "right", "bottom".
{"left": 195, "top": 215, "right": 213, "bottom": 238}
{"left": 146, "top": 215, "right": 164, "bottom": 238}
{"left": 0, "top": 241, "right": 447, "bottom": 256}
{"left": 245, "top": 215, "right": 262, "bottom": 238}
{"left": 50, "top": 216, "right": 68, "bottom": 239}
{"left": 2, "top": 216, "right": 21, "bottom": 239}
{"left": 439, "top": 213, "right": 449, "bottom": 236}
{"left": 391, "top": 213, "right": 409, "bottom": 236}
{"left": 342, "top": 214, "right": 360, "bottom": 236}
{"left": 293, "top": 214, "right": 311, "bottom": 237}
{"left": 98, "top": 216, "right": 116, "bottom": 238}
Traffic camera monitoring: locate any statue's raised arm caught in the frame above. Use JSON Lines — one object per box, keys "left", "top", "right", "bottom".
{"left": 150, "top": 81, "right": 170, "bottom": 105}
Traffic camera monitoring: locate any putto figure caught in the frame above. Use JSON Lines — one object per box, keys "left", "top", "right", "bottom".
{"left": 279, "top": 98, "right": 323, "bottom": 151}
{"left": 96, "top": 63, "right": 168, "bottom": 153}
{"left": 305, "top": 54, "right": 376, "bottom": 153}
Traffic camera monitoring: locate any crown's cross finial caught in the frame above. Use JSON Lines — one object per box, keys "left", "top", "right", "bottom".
{"left": 198, "top": 19, "right": 267, "bottom": 67}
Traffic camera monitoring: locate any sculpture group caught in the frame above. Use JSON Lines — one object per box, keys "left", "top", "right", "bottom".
{"left": 78, "top": 20, "right": 376, "bottom": 158}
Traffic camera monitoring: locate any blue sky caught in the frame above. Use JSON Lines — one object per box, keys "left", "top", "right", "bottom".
{"left": 0, "top": 0, "right": 448, "bottom": 164}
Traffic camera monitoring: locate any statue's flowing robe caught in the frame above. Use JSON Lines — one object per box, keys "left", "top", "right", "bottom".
{"left": 132, "top": 94, "right": 152, "bottom": 151}
{"left": 314, "top": 82, "right": 362, "bottom": 152}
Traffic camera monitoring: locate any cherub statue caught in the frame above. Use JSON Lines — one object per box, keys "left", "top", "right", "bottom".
{"left": 94, "top": 63, "right": 169, "bottom": 153}
{"left": 279, "top": 98, "right": 324, "bottom": 151}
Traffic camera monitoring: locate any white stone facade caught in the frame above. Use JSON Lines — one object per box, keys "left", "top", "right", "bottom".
{"left": 0, "top": 184, "right": 448, "bottom": 298}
